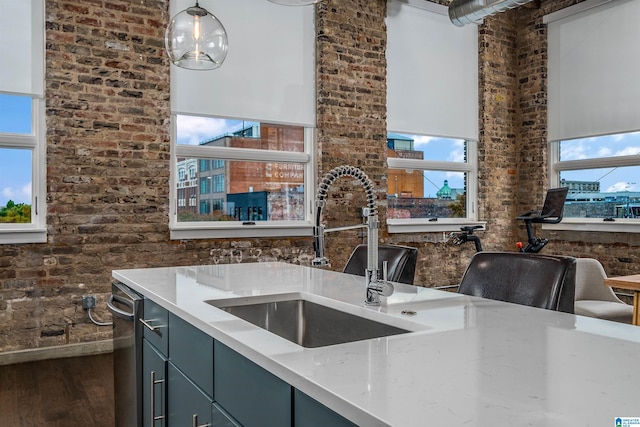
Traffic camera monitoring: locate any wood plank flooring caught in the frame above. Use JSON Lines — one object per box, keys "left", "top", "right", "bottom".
{"left": 0, "top": 353, "right": 114, "bottom": 427}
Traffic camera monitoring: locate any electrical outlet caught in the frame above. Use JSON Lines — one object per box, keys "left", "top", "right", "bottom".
{"left": 82, "top": 295, "right": 96, "bottom": 310}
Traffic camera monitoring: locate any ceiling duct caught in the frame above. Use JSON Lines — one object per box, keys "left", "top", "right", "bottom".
{"left": 448, "top": 0, "right": 533, "bottom": 27}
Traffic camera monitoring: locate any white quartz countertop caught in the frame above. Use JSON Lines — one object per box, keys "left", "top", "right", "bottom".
{"left": 113, "top": 262, "right": 640, "bottom": 426}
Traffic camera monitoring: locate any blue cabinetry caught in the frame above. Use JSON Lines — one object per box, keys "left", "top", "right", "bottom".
{"left": 168, "top": 313, "right": 214, "bottom": 397}
{"left": 142, "top": 299, "right": 169, "bottom": 355}
{"left": 142, "top": 339, "right": 167, "bottom": 427}
{"left": 167, "top": 363, "right": 213, "bottom": 427}
{"left": 214, "top": 340, "right": 291, "bottom": 427}
{"left": 138, "top": 298, "right": 355, "bottom": 427}
{"left": 293, "top": 389, "right": 357, "bottom": 427}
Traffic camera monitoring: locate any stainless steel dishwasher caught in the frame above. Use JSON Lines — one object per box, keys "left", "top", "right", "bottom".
{"left": 108, "top": 282, "right": 143, "bottom": 427}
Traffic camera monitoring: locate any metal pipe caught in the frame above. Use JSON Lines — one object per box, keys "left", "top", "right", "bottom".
{"left": 448, "top": 0, "right": 533, "bottom": 27}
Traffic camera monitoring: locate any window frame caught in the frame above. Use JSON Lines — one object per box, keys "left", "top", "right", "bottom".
{"left": 387, "top": 139, "right": 483, "bottom": 233}
{"left": 546, "top": 139, "right": 640, "bottom": 233}
{"left": 385, "top": 0, "right": 481, "bottom": 233}
{"left": 169, "top": 118, "right": 315, "bottom": 240}
{"left": 0, "top": 97, "right": 46, "bottom": 244}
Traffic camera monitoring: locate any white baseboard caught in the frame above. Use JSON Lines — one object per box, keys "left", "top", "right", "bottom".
{"left": 0, "top": 340, "right": 113, "bottom": 366}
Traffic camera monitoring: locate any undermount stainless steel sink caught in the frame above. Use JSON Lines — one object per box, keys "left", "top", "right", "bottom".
{"left": 206, "top": 294, "right": 410, "bottom": 348}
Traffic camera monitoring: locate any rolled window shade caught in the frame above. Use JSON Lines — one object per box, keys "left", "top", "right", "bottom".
{"left": 170, "top": 0, "right": 315, "bottom": 127}
{"left": 0, "top": 0, "right": 45, "bottom": 97}
{"left": 386, "top": 1, "right": 478, "bottom": 140}
{"left": 547, "top": 0, "right": 640, "bottom": 141}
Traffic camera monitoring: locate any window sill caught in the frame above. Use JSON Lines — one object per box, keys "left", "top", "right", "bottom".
{"left": 170, "top": 222, "right": 314, "bottom": 240}
{"left": 544, "top": 218, "right": 640, "bottom": 233}
{"left": 387, "top": 219, "right": 486, "bottom": 234}
{"left": 0, "top": 228, "right": 47, "bottom": 244}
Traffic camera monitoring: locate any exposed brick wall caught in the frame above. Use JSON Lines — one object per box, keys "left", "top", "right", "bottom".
{"left": 316, "top": 0, "right": 390, "bottom": 269}
{"left": 0, "top": 0, "right": 316, "bottom": 353}
{"left": 2, "top": 0, "right": 640, "bottom": 354}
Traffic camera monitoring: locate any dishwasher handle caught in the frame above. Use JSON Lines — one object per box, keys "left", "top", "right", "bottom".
{"left": 107, "top": 294, "right": 135, "bottom": 321}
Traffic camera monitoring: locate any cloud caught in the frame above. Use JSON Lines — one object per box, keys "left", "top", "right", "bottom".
{"left": 176, "top": 116, "right": 240, "bottom": 146}
{"left": 413, "top": 135, "right": 436, "bottom": 149}
{"left": 445, "top": 171, "right": 465, "bottom": 181}
{"left": 1, "top": 187, "right": 15, "bottom": 199}
{"left": 613, "top": 146, "right": 640, "bottom": 156}
{"left": 448, "top": 140, "right": 466, "bottom": 162}
{"left": 0, "top": 182, "right": 31, "bottom": 206}
{"left": 597, "top": 146, "right": 612, "bottom": 157}
{"left": 560, "top": 141, "right": 588, "bottom": 160}
{"left": 607, "top": 181, "right": 637, "bottom": 192}
{"left": 21, "top": 182, "right": 32, "bottom": 200}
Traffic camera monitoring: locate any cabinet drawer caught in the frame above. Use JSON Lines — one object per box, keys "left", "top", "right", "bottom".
{"left": 141, "top": 299, "right": 168, "bottom": 355}
{"left": 169, "top": 313, "right": 214, "bottom": 397}
{"left": 294, "top": 389, "right": 356, "bottom": 427}
{"left": 214, "top": 340, "right": 291, "bottom": 427}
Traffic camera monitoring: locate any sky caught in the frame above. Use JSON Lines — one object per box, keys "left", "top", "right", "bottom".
{"left": 559, "top": 133, "right": 640, "bottom": 192}
{"left": 0, "top": 94, "right": 32, "bottom": 208}
{"left": 3, "top": 99, "right": 640, "bottom": 208}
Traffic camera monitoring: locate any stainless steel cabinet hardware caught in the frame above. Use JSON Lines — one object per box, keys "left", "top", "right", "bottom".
{"left": 150, "top": 371, "right": 165, "bottom": 426}
{"left": 139, "top": 318, "right": 162, "bottom": 336}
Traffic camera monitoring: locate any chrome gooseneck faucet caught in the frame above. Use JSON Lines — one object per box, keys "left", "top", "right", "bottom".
{"left": 312, "top": 165, "right": 394, "bottom": 306}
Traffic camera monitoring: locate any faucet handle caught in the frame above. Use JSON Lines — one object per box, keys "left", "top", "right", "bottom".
{"left": 380, "top": 281, "right": 394, "bottom": 297}
{"left": 382, "top": 261, "right": 388, "bottom": 282}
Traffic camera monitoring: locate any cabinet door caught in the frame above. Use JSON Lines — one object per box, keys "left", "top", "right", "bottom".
{"left": 214, "top": 340, "right": 291, "bottom": 427}
{"left": 168, "top": 363, "right": 212, "bottom": 427}
{"left": 169, "top": 313, "right": 214, "bottom": 397}
{"left": 212, "top": 402, "right": 241, "bottom": 427}
{"left": 142, "top": 339, "right": 167, "bottom": 427}
{"left": 294, "top": 389, "right": 357, "bottom": 427}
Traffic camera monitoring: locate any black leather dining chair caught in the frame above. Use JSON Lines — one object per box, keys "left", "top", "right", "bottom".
{"left": 343, "top": 244, "right": 418, "bottom": 285}
{"left": 457, "top": 251, "right": 576, "bottom": 313}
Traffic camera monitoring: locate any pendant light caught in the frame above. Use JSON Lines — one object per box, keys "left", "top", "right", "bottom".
{"left": 165, "top": 1, "right": 228, "bottom": 70}
{"left": 267, "top": 0, "right": 321, "bottom": 5}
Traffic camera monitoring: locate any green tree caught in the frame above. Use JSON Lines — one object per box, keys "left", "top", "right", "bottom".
{"left": 448, "top": 193, "right": 466, "bottom": 218}
{"left": 0, "top": 200, "right": 31, "bottom": 223}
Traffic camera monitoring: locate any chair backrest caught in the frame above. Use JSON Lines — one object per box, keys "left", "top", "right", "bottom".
{"left": 343, "top": 244, "right": 418, "bottom": 285}
{"left": 458, "top": 252, "right": 576, "bottom": 313}
{"left": 574, "top": 258, "right": 623, "bottom": 303}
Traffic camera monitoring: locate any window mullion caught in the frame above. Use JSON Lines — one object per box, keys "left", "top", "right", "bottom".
{"left": 388, "top": 157, "right": 472, "bottom": 173}
{"left": 0, "top": 134, "right": 37, "bottom": 149}
{"left": 555, "top": 154, "right": 640, "bottom": 171}
{"left": 175, "top": 144, "right": 309, "bottom": 164}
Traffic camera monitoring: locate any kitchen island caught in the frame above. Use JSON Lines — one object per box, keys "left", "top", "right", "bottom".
{"left": 114, "top": 262, "right": 640, "bottom": 426}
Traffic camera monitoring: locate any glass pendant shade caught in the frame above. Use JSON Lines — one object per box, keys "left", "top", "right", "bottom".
{"left": 267, "top": 0, "right": 320, "bottom": 5}
{"left": 165, "top": 2, "right": 228, "bottom": 70}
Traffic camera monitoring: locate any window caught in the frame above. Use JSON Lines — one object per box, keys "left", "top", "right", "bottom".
{"left": 212, "top": 174, "right": 225, "bottom": 193}
{"left": 200, "top": 177, "right": 211, "bottom": 195}
{"left": 386, "top": 1, "right": 479, "bottom": 233}
{"left": 0, "top": 1, "right": 45, "bottom": 244}
{"left": 549, "top": 132, "right": 640, "bottom": 231}
{"left": 546, "top": 0, "right": 640, "bottom": 232}
{"left": 169, "top": 0, "right": 315, "bottom": 239}
{"left": 171, "top": 116, "right": 313, "bottom": 237}
{"left": 387, "top": 133, "right": 477, "bottom": 229}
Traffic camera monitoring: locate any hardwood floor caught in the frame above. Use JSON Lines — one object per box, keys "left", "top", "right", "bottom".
{"left": 0, "top": 353, "right": 114, "bottom": 427}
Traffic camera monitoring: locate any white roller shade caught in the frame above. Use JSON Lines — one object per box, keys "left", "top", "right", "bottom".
{"left": 170, "top": 0, "right": 315, "bottom": 127}
{"left": 386, "top": 1, "right": 478, "bottom": 139}
{"left": 546, "top": 0, "right": 640, "bottom": 141}
{"left": 0, "top": 0, "right": 44, "bottom": 97}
